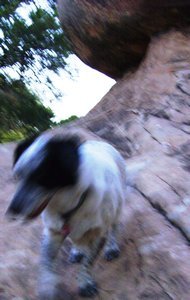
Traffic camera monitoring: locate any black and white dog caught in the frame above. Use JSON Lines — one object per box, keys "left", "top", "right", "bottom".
{"left": 6, "top": 127, "right": 127, "bottom": 298}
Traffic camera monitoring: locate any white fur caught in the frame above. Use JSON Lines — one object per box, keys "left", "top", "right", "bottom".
{"left": 10, "top": 129, "right": 129, "bottom": 297}
{"left": 42, "top": 140, "right": 126, "bottom": 241}
{"left": 17, "top": 131, "right": 128, "bottom": 298}
{"left": 14, "top": 135, "right": 49, "bottom": 177}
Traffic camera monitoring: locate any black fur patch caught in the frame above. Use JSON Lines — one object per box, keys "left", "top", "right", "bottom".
{"left": 28, "top": 138, "right": 80, "bottom": 189}
{"left": 13, "top": 136, "right": 37, "bottom": 166}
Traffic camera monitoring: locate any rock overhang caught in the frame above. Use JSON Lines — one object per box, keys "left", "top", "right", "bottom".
{"left": 57, "top": 0, "right": 190, "bottom": 79}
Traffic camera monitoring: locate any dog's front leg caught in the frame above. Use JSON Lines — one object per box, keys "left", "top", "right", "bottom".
{"left": 76, "top": 228, "right": 105, "bottom": 298}
{"left": 103, "top": 223, "right": 121, "bottom": 261}
{"left": 69, "top": 244, "right": 85, "bottom": 263}
{"left": 38, "top": 229, "right": 64, "bottom": 300}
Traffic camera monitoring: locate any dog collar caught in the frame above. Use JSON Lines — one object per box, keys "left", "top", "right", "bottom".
{"left": 61, "top": 187, "right": 91, "bottom": 236}
{"left": 61, "top": 223, "right": 71, "bottom": 238}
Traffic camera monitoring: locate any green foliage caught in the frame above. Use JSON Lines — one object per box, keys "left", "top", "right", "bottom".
{"left": 0, "top": 1, "right": 76, "bottom": 143}
{"left": 59, "top": 115, "right": 79, "bottom": 125}
{"left": 0, "top": 129, "right": 25, "bottom": 143}
{"left": 0, "top": 0, "right": 71, "bottom": 76}
{"left": 0, "top": 74, "right": 55, "bottom": 142}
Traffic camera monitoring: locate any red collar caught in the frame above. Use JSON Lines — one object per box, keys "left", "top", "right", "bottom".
{"left": 60, "top": 188, "right": 91, "bottom": 238}
{"left": 61, "top": 223, "right": 71, "bottom": 238}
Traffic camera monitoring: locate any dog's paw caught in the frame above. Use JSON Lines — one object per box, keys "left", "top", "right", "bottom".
{"left": 104, "top": 246, "right": 120, "bottom": 261}
{"left": 68, "top": 248, "right": 84, "bottom": 263}
{"left": 79, "top": 281, "right": 98, "bottom": 298}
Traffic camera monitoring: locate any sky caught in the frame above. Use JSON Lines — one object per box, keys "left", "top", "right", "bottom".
{"left": 14, "top": 0, "right": 115, "bottom": 122}
{"left": 3, "top": 52, "right": 115, "bottom": 122}
{"left": 35, "top": 55, "right": 115, "bottom": 122}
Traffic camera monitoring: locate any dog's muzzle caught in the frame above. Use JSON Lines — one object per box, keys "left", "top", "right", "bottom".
{"left": 6, "top": 181, "right": 51, "bottom": 220}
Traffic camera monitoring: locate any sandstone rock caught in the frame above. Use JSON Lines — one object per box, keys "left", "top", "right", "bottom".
{"left": 57, "top": 0, "right": 190, "bottom": 78}
{"left": 1, "top": 30, "right": 190, "bottom": 299}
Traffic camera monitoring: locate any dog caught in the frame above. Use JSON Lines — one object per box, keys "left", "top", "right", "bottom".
{"left": 6, "top": 127, "right": 127, "bottom": 298}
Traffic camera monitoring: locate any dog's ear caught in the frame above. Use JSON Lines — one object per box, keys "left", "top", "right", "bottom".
{"left": 13, "top": 135, "right": 38, "bottom": 166}
{"left": 30, "top": 137, "right": 80, "bottom": 189}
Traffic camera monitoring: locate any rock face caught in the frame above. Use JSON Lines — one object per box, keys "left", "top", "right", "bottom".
{"left": 57, "top": 0, "right": 190, "bottom": 78}
{"left": 78, "top": 31, "right": 190, "bottom": 298}
{"left": 1, "top": 31, "right": 190, "bottom": 299}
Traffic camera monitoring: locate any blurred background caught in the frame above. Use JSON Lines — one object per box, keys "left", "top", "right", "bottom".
{"left": 0, "top": 0, "right": 114, "bottom": 143}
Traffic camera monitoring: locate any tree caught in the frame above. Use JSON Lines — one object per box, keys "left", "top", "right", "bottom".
{"left": 0, "top": 74, "right": 55, "bottom": 142}
{"left": 0, "top": 1, "right": 74, "bottom": 142}
{"left": 59, "top": 115, "right": 78, "bottom": 125}
{"left": 0, "top": 0, "right": 71, "bottom": 80}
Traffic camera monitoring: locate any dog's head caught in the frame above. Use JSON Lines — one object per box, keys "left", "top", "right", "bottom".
{"left": 6, "top": 134, "right": 80, "bottom": 220}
